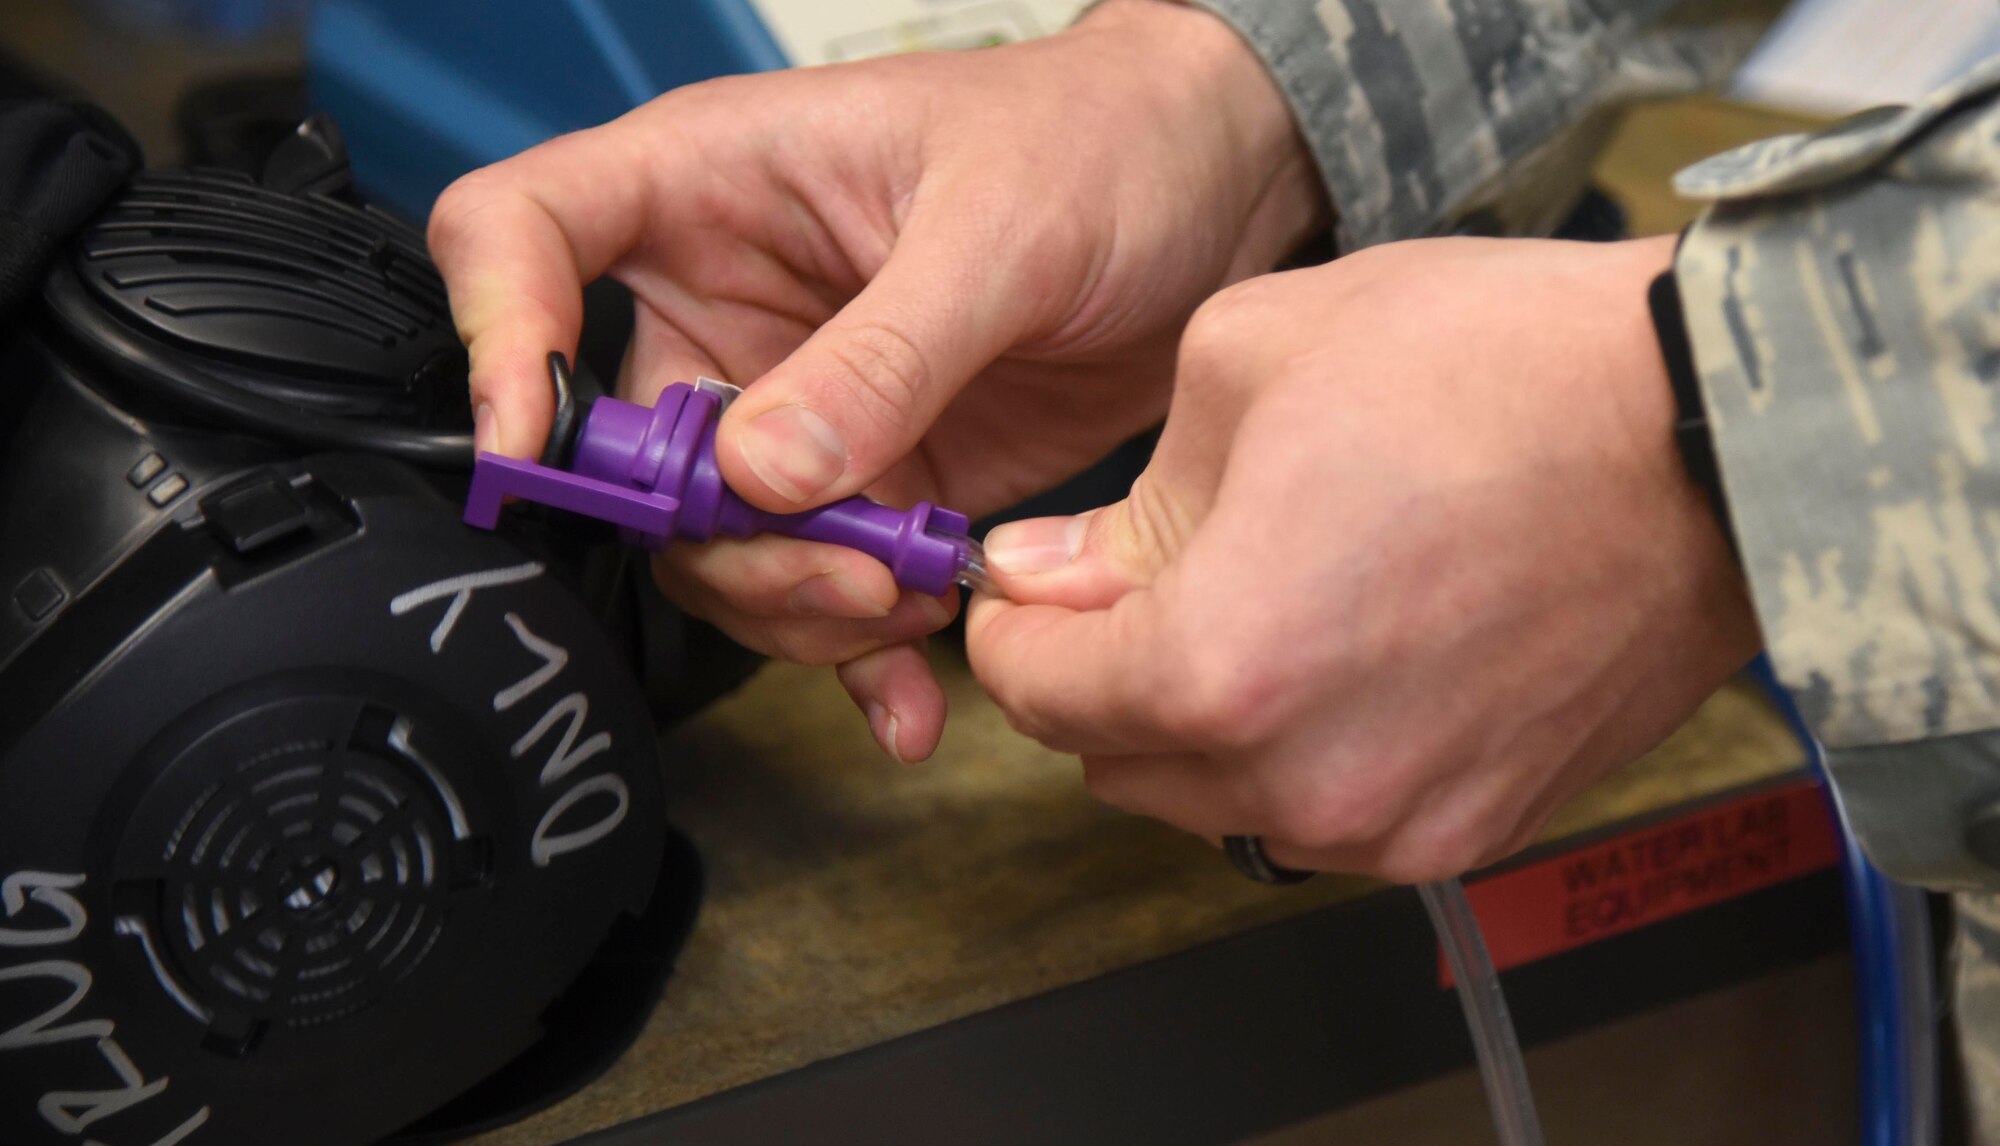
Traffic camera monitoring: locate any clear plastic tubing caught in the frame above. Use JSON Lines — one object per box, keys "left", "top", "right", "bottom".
{"left": 1420, "top": 878, "right": 1547, "bottom": 1146}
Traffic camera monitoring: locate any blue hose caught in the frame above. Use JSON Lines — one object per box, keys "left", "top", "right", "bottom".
{"left": 1750, "top": 658, "right": 1936, "bottom": 1146}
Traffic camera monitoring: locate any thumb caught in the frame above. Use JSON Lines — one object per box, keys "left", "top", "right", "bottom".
{"left": 982, "top": 368, "right": 1241, "bottom": 609}
{"left": 716, "top": 209, "right": 1040, "bottom": 510}
{"left": 981, "top": 477, "right": 1195, "bottom": 611}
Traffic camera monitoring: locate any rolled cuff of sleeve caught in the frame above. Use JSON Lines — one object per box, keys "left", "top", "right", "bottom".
{"left": 1676, "top": 64, "right": 2000, "bottom": 750}
{"left": 1673, "top": 60, "right": 2000, "bottom": 885}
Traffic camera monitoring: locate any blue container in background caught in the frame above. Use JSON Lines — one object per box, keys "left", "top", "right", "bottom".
{"left": 309, "top": 0, "right": 1088, "bottom": 220}
{"left": 308, "top": 0, "right": 787, "bottom": 220}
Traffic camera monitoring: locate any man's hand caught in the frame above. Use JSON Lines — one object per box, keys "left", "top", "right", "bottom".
{"left": 427, "top": 0, "right": 1324, "bottom": 762}
{"left": 968, "top": 236, "right": 1761, "bottom": 882}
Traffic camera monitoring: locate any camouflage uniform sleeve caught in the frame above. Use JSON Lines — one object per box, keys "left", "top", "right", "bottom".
{"left": 1182, "top": 0, "right": 1773, "bottom": 248}
{"left": 1661, "top": 67, "right": 2000, "bottom": 1133}
{"left": 1673, "top": 56, "right": 2000, "bottom": 890}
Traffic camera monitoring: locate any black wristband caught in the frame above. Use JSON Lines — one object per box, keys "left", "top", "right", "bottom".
{"left": 1647, "top": 263, "right": 1738, "bottom": 560}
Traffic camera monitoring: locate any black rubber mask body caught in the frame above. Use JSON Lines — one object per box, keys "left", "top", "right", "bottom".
{"left": 0, "top": 105, "right": 695, "bottom": 1146}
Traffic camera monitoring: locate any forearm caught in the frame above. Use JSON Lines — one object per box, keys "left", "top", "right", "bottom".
{"left": 1186, "top": 0, "right": 1780, "bottom": 247}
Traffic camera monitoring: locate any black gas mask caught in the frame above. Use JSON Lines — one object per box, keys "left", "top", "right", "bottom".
{"left": 0, "top": 108, "right": 707, "bottom": 1146}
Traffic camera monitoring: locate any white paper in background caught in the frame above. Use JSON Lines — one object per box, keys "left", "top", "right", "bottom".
{"left": 1731, "top": 0, "right": 2000, "bottom": 115}
{"left": 742, "top": 0, "right": 1092, "bottom": 66}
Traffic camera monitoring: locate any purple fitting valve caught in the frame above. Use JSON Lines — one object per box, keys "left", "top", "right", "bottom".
{"left": 463, "top": 357, "right": 992, "bottom": 598}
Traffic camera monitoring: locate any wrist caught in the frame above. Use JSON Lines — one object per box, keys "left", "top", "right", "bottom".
{"left": 1076, "top": 0, "right": 1330, "bottom": 265}
{"left": 1612, "top": 234, "right": 1755, "bottom": 641}
{"left": 1645, "top": 233, "right": 1737, "bottom": 561}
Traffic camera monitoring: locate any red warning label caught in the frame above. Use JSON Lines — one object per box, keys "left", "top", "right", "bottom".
{"left": 1446, "top": 780, "right": 1840, "bottom": 984}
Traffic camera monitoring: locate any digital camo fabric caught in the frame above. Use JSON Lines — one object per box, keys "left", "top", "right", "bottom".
{"left": 1959, "top": 890, "right": 2000, "bottom": 1144}
{"left": 1674, "top": 56, "right": 2000, "bottom": 888}
{"left": 1671, "top": 57, "right": 2000, "bottom": 1138}
{"left": 1184, "top": 0, "right": 1769, "bottom": 248}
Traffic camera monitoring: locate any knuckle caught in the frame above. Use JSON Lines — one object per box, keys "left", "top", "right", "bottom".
{"left": 1314, "top": 241, "right": 1408, "bottom": 294}
{"left": 1318, "top": 245, "right": 1430, "bottom": 318}
{"left": 979, "top": 695, "right": 1073, "bottom": 755}
{"left": 980, "top": 667, "right": 1077, "bottom": 752}
{"left": 1264, "top": 799, "right": 1360, "bottom": 855}
{"left": 1253, "top": 755, "right": 1408, "bottom": 855}
{"left": 1258, "top": 775, "right": 1375, "bottom": 854}
{"left": 657, "top": 72, "right": 744, "bottom": 109}
{"left": 426, "top": 171, "right": 506, "bottom": 257}
{"left": 1179, "top": 282, "right": 1272, "bottom": 372}
{"left": 994, "top": 693, "right": 1060, "bottom": 748}
{"left": 1324, "top": 240, "right": 1400, "bottom": 281}
{"left": 1176, "top": 276, "right": 1320, "bottom": 398}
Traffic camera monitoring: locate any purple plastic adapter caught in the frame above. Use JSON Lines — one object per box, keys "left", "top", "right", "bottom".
{"left": 463, "top": 355, "right": 992, "bottom": 598}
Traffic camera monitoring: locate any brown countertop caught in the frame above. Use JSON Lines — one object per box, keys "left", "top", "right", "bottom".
{"left": 467, "top": 652, "right": 1801, "bottom": 1146}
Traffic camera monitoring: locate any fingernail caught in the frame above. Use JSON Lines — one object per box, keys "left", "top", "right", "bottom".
{"left": 790, "top": 571, "right": 891, "bottom": 619}
{"left": 984, "top": 515, "right": 1089, "bottom": 576}
{"left": 867, "top": 702, "right": 906, "bottom": 764}
{"left": 474, "top": 403, "right": 499, "bottom": 455}
{"left": 742, "top": 405, "right": 848, "bottom": 503}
